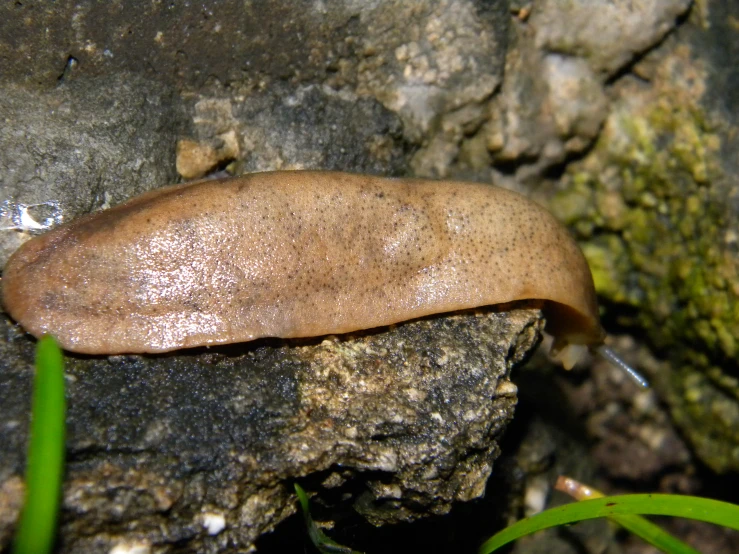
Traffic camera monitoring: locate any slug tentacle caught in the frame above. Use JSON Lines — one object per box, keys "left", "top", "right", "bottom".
{"left": 594, "top": 344, "right": 649, "bottom": 388}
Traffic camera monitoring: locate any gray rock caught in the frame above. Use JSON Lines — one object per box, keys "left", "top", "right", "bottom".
{"left": 0, "top": 1, "right": 347, "bottom": 88}
{"left": 341, "top": 0, "right": 508, "bottom": 178}
{"left": 532, "top": 0, "right": 692, "bottom": 77}
{"left": 0, "top": 307, "right": 543, "bottom": 552}
{"left": 0, "top": 75, "right": 179, "bottom": 265}
{"left": 183, "top": 83, "right": 407, "bottom": 176}
{"left": 0, "top": 0, "right": 507, "bottom": 99}
{"left": 347, "top": 0, "right": 507, "bottom": 136}
{"left": 485, "top": 43, "right": 610, "bottom": 181}
{"left": 480, "top": 0, "right": 691, "bottom": 183}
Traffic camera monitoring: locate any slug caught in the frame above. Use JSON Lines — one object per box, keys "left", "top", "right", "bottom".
{"left": 1, "top": 170, "right": 646, "bottom": 385}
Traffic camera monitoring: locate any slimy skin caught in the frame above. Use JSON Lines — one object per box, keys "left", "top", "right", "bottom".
{"left": 1, "top": 170, "right": 606, "bottom": 357}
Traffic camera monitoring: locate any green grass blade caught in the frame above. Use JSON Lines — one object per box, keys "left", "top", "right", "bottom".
{"left": 554, "top": 476, "right": 699, "bottom": 554}
{"left": 479, "top": 494, "right": 739, "bottom": 554}
{"left": 295, "top": 483, "right": 326, "bottom": 548}
{"left": 608, "top": 513, "right": 700, "bottom": 554}
{"left": 13, "top": 336, "right": 66, "bottom": 554}
{"left": 294, "top": 483, "right": 364, "bottom": 554}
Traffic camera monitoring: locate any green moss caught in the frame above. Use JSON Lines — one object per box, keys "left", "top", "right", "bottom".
{"left": 550, "top": 176, "right": 594, "bottom": 225}
{"left": 582, "top": 239, "right": 626, "bottom": 303}
{"left": 559, "top": 86, "right": 739, "bottom": 472}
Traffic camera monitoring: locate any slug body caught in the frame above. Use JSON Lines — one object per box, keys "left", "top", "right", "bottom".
{"left": 1, "top": 171, "right": 605, "bottom": 355}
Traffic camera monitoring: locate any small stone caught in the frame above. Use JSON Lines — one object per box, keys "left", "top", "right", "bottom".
{"left": 176, "top": 139, "right": 220, "bottom": 179}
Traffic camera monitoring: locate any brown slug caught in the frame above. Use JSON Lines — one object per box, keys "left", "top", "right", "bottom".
{"left": 0, "top": 171, "right": 646, "bottom": 385}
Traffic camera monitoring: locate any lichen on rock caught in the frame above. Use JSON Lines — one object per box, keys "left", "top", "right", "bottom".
{"left": 550, "top": 41, "right": 739, "bottom": 472}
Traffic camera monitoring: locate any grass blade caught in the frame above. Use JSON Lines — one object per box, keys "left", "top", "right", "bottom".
{"left": 556, "top": 476, "right": 699, "bottom": 554}
{"left": 294, "top": 483, "right": 364, "bottom": 554}
{"left": 606, "top": 513, "right": 699, "bottom": 554}
{"left": 479, "top": 494, "right": 739, "bottom": 554}
{"left": 13, "top": 336, "right": 66, "bottom": 554}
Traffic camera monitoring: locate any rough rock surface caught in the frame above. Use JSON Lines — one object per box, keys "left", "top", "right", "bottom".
{"left": 0, "top": 75, "right": 178, "bottom": 266}
{"left": 182, "top": 82, "right": 407, "bottom": 177}
{"left": 0, "top": 1, "right": 347, "bottom": 87}
{"left": 481, "top": 0, "right": 692, "bottom": 183}
{"left": 0, "top": 307, "right": 541, "bottom": 552}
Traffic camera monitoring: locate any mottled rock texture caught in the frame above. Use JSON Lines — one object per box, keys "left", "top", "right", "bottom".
{"left": 0, "top": 307, "right": 540, "bottom": 552}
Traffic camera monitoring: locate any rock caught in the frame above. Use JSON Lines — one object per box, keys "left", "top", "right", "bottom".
{"left": 0, "top": 75, "right": 178, "bottom": 266}
{"left": 550, "top": 19, "right": 739, "bottom": 471}
{"left": 0, "top": 307, "right": 543, "bottom": 552}
{"left": 175, "top": 132, "right": 240, "bottom": 180}
{"left": 183, "top": 83, "right": 406, "bottom": 176}
{"left": 482, "top": 0, "right": 691, "bottom": 183}
{"left": 0, "top": 1, "right": 348, "bottom": 88}
{"left": 532, "top": 0, "right": 692, "bottom": 77}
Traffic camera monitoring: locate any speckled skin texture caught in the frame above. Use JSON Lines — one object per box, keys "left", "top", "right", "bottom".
{"left": 1, "top": 171, "right": 604, "bottom": 354}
